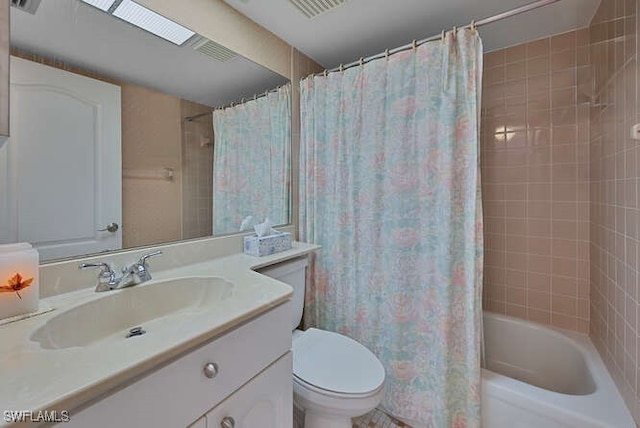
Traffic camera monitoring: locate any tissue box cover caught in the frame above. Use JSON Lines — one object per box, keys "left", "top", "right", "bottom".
{"left": 244, "top": 232, "right": 292, "bottom": 257}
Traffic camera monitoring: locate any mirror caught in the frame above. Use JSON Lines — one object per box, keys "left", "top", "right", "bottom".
{"left": 1, "top": 0, "right": 291, "bottom": 262}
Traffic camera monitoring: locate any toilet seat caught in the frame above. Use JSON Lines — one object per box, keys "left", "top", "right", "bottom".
{"left": 292, "top": 328, "right": 385, "bottom": 396}
{"left": 293, "top": 373, "right": 383, "bottom": 400}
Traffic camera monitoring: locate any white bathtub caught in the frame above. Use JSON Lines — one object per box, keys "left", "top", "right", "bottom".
{"left": 482, "top": 312, "right": 635, "bottom": 428}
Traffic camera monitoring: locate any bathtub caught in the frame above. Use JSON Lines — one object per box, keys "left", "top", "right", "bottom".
{"left": 482, "top": 312, "right": 635, "bottom": 428}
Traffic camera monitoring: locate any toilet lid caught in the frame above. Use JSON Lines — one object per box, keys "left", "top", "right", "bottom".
{"left": 292, "top": 328, "right": 385, "bottom": 394}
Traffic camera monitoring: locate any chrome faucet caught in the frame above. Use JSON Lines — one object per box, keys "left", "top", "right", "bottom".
{"left": 120, "top": 251, "right": 162, "bottom": 286}
{"left": 79, "top": 251, "right": 162, "bottom": 292}
{"left": 78, "top": 262, "right": 120, "bottom": 292}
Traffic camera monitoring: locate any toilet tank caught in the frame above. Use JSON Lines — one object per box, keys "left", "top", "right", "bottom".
{"left": 257, "top": 256, "right": 308, "bottom": 331}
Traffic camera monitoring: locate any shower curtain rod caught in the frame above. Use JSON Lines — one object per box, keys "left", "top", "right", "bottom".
{"left": 306, "top": 0, "right": 560, "bottom": 79}
{"left": 186, "top": 0, "right": 560, "bottom": 122}
{"left": 184, "top": 84, "right": 289, "bottom": 122}
{"left": 184, "top": 111, "right": 212, "bottom": 122}
{"left": 184, "top": 111, "right": 211, "bottom": 122}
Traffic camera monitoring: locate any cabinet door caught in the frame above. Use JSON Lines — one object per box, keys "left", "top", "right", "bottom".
{"left": 64, "top": 302, "right": 291, "bottom": 428}
{"left": 206, "top": 352, "right": 292, "bottom": 428}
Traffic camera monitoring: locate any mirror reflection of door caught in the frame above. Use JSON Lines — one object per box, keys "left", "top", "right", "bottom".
{"left": 4, "top": 0, "right": 292, "bottom": 262}
{"left": 0, "top": 56, "right": 122, "bottom": 260}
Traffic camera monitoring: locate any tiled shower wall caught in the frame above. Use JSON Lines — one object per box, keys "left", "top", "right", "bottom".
{"left": 481, "top": 28, "right": 592, "bottom": 333}
{"left": 588, "top": 0, "right": 639, "bottom": 420}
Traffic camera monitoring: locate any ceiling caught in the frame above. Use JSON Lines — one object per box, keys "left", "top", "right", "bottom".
{"left": 223, "top": 0, "right": 601, "bottom": 69}
{"left": 9, "top": 0, "right": 602, "bottom": 104}
{"left": 10, "top": 0, "right": 288, "bottom": 107}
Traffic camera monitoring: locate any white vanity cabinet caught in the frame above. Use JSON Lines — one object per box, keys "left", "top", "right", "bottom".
{"left": 65, "top": 301, "right": 292, "bottom": 428}
{"left": 202, "top": 352, "right": 292, "bottom": 428}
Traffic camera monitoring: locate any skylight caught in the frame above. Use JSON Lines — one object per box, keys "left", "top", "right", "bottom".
{"left": 81, "top": 0, "right": 114, "bottom": 12}
{"left": 81, "top": 0, "right": 196, "bottom": 46}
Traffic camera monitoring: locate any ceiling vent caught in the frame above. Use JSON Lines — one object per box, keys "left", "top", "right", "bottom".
{"left": 190, "top": 36, "right": 238, "bottom": 62}
{"left": 288, "top": 0, "right": 345, "bottom": 19}
{"left": 10, "top": 0, "right": 42, "bottom": 14}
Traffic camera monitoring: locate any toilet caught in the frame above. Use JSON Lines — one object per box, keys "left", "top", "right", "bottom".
{"left": 258, "top": 257, "right": 385, "bottom": 428}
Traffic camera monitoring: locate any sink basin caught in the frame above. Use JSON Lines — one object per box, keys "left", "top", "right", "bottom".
{"left": 30, "top": 277, "right": 234, "bottom": 349}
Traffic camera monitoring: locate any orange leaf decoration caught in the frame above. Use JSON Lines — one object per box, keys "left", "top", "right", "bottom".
{"left": 0, "top": 273, "right": 34, "bottom": 299}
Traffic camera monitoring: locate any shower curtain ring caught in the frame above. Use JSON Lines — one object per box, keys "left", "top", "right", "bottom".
{"left": 324, "top": 69, "right": 328, "bottom": 77}
{"left": 471, "top": 20, "right": 476, "bottom": 31}
{"left": 441, "top": 30, "right": 445, "bottom": 42}
{"left": 359, "top": 57, "right": 364, "bottom": 66}
{"left": 412, "top": 39, "right": 417, "bottom": 49}
{"left": 385, "top": 49, "right": 390, "bottom": 59}
{"left": 339, "top": 64, "right": 344, "bottom": 72}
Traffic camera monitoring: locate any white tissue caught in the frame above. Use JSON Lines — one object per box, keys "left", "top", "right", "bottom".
{"left": 254, "top": 218, "right": 278, "bottom": 237}
{"left": 239, "top": 216, "right": 256, "bottom": 232}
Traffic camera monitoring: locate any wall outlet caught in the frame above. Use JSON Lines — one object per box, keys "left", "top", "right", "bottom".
{"left": 632, "top": 123, "right": 640, "bottom": 140}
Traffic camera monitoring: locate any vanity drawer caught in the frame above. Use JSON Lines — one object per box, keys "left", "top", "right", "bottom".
{"left": 204, "top": 352, "right": 292, "bottom": 428}
{"left": 66, "top": 301, "right": 292, "bottom": 428}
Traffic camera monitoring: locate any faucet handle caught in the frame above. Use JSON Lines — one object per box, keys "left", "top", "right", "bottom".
{"left": 79, "top": 262, "right": 114, "bottom": 275}
{"left": 126, "top": 251, "right": 162, "bottom": 284}
{"left": 138, "top": 250, "right": 162, "bottom": 267}
{"left": 79, "top": 262, "right": 118, "bottom": 291}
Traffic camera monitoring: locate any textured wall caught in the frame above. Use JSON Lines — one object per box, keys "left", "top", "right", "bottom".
{"left": 588, "top": 0, "right": 639, "bottom": 421}
{"left": 181, "top": 100, "right": 213, "bottom": 240}
{"left": 481, "top": 28, "right": 592, "bottom": 332}
{"left": 122, "top": 83, "right": 183, "bottom": 248}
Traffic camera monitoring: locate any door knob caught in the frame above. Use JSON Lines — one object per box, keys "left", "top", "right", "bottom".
{"left": 98, "top": 222, "right": 119, "bottom": 233}
{"left": 220, "top": 417, "right": 235, "bottom": 428}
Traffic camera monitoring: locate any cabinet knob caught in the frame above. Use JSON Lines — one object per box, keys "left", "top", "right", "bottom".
{"left": 203, "top": 362, "right": 219, "bottom": 379}
{"left": 220, "top": 417, "right": 235, "bottom": 428}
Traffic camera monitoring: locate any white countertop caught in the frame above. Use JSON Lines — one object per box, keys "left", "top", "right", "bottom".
{"left": 0, "top": 242, "right": 319, "bottom": 426}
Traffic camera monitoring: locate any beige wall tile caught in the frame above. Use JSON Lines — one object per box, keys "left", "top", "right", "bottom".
{"left": 550, "top": 31, "right": 577, "bottom": 52}
{"left": 528, "top": 308, "right": 551, "bottom": 324}
{"left": 505, "top": 44, "right": 527, "bottom": 63}
{"left": 484, "top": 12, "right": 638, "bottom": 421}
{"left": 482, "top": 28, "right": 595, "bottom": 341}
{"left": 506, "top": 61, "right": 526, "bottom": 81}
{"left": 526, "top": 38, "right": 550, "bottom": 58}
{"left": 589, "top": 0, "right": 639, "bottom": 421}
{"left": 527, "top": 55, "right": 550, "bottom": 76}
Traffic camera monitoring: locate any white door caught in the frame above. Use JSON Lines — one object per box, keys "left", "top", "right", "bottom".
{"left": 205, "top": 353, "right": 293, "bottom": 428}
{"left": 0, "top": 56, "right": 121, "bottom": 260}
{"left": 188, "top": 417, "right": 207, "bottom": 428}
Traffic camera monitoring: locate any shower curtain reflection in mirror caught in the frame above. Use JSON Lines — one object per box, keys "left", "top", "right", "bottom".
{"left": 212, "top": 85, "right": 291, "bottom": 235}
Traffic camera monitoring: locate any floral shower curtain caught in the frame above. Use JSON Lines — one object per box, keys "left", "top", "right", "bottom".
{"left": 299, "top": 29, "right": 483, "bottom": 427}
{"left": 212, "top": 85, "right": 291, "bottom": 234}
